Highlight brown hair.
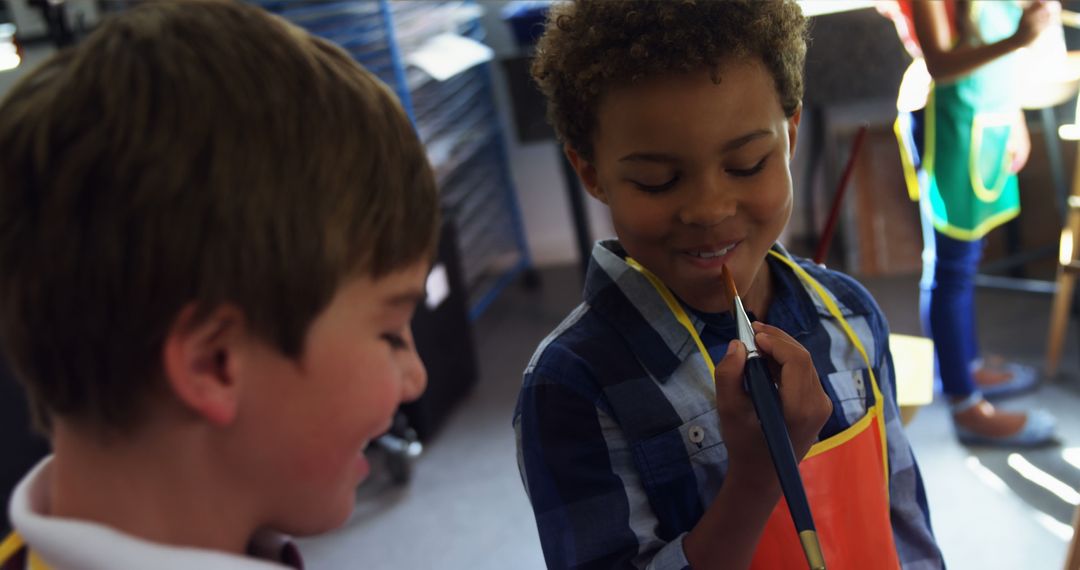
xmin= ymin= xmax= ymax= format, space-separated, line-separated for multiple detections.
xmin=0 ymin=0 xmax=438 ymax=432
xmin=531 ymin=0 xmax=808 ymax=161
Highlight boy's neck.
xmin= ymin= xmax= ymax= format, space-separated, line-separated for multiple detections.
xmin=48 ymin=417 xmax=260 ymax=555
xmin=684 ymin=260 xmax=774 ymax=320
xmin=742 ymin=260 xmax=774 ymax=322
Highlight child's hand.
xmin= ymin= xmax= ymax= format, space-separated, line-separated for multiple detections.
xmin=713 ymin=323 xmax=832 ymax=486
xmin=1013 ymin=1 xmax=1053 ymax=47
xmin=1007 ymin=111 xmax=1032 ymax=173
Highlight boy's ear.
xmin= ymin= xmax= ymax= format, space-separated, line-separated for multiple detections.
xmin=564 ymin=144 xmax=607 ymax=204
xmin=787 ymin=103 xmax=802 ymax=159
xmin=162 ymin=303 xmax=246 ymax=427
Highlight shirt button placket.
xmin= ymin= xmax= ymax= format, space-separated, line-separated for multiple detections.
xmin=688 ymin=425 xmax=705 ymax=448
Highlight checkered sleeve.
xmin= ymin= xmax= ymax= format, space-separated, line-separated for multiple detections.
xmin=515 ymin=363 xmax=691 ymax=570
xmin=872 ymin=313 xmax=946 ymax=569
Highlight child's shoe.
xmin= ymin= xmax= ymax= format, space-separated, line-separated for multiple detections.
xmin=971 ymin=357 xmax=1039 ymax=400
xmin=951 ymin=392 xmax=1057 ymax=447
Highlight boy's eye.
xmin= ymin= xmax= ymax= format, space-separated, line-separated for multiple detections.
xmin=381 ymin=332 xmax=408 ymax=350
xmin=727 ymin=156 xmax=768 ymax=178
xmin=631 ymin=176 xmax=678 ymax=194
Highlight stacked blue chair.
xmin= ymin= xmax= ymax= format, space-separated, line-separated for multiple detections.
xmin=255 ymin=0 xmax=535 ymax=321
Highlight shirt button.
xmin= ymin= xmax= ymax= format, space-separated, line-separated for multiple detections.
xmin=688 ymin=425 xmax=705 ymax=444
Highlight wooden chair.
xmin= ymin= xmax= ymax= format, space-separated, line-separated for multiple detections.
xmin=889 ymin=333 xmax=935 ymax=425
xmin=1045 ymin=189 xmax=1080 ymax=377
xmin=1066 ymin=504 xmax=1080 ymax=570
xmin=1046 ymin=49 xmax=1080 ymax=376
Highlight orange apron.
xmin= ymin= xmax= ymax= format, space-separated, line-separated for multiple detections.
xmin=630 ymin=251 xmax=900 ymax=570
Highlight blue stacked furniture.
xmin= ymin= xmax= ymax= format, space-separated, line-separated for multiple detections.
xmin=255 ymin=0 xmax=534 ymax=321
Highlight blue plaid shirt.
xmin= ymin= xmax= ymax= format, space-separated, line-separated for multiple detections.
xmin=514 ymin=241 xmax=944 ymax=569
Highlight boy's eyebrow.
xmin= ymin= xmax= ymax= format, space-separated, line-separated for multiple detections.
xmin=720 ymin=129 xmax=774 ymax=151
xmin=384 ymin=289 xmax=426 ymax=308
xmin=618 ymin=152 xmax=680 ymax=164
xmin=617 ymin=129 xmax=775 ymax=163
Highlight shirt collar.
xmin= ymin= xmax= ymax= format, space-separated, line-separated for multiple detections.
xmin=582 ymin=240 xmax=824 ymax=383
xmin=584 ymin=241 xmax=692 ymax=384
xmin=9 ymin=456 xmax=302 ymax=570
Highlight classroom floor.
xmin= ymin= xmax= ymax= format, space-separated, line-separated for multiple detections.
xmin=299 ymin=265 xmax=1080 ymax=570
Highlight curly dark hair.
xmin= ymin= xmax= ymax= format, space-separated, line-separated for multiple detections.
xmin=532 ymin=0 xmax=808 ymax=161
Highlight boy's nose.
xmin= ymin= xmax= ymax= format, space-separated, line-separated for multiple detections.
xmin=678 ymin=177 xmax=736 ymax=227
xmin=401 ymin=342 xmax=428 ymax=403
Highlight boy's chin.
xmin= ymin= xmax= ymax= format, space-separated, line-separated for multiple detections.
xmin=274 ymin=495 xmax=358 ymax=537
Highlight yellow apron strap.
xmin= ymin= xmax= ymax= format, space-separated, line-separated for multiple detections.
xmin=766 ymin=253 xmax=877 ymax=383
xmin=0 ymin=532 xmax=24 ymax=563
xmin=924 ymin=85 xmax=936 ymax=179
xmin=626 ymin=252 xmax=890 ymax=485
xmin=625 ymin=257 xmax=716 ymax=378
xmin=1 ymin=532 xmax=51 ymax=570
xmin=28 ymin=551 xmax=49 ymax=570
xmin=894 ymin=115 xmax=923 ymax=202
xmin=766 ymin=251 xmax=889 ymax=487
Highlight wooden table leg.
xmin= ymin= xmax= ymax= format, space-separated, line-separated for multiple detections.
xmin=1065 ymin=504 xmax=1080 ymax=570
xmin=1047 ymin=270 xmax=1077 ymax=377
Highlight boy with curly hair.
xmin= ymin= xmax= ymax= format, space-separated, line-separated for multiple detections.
xmin=0 ymin=1 xmax=435 ymax=567
xmin=514 ymin=1 xmax=944 ymax=568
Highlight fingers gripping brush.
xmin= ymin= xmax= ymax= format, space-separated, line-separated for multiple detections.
xmin=721 ymin=265 xmax=825 ymax=570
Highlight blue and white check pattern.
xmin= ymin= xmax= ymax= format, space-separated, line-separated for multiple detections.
xmin=514 ymin=240 xmax=944 ymax=569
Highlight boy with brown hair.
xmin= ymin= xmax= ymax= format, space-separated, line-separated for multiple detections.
xmin=514 ymin=1 xmax=944 ymax=568
xmin=0 ymin=0 xmax=436 ymax=567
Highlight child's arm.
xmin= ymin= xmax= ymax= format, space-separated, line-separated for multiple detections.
xmin=874 ymin=330 xmax=946 ymax=566
xmin=515 ymin=365 xmax=693 ymax=568
xmin=683 ymin=326 xmax=832 ymax=570
xmin=912 ymin=0 xmax=1051 ymax=82
xmin=816 ymin=266 xmax=945 ymax=566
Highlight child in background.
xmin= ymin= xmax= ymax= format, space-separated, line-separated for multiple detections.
xmin=0 ymin=0 xmax=436 ymax=567
xmin=890 ymin=0 xmax=1057 ymax=446
xmin=514 ymin=1 xmax=944 ymax=568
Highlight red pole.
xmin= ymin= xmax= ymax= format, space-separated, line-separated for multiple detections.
xmin=814 ymin=124 xmax=869 ymax=265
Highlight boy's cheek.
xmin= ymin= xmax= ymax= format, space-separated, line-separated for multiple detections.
xmin=266 ymin=427 xmax=355 ymax=486
xmin=401 ymin=355 xmax=429 ymax=402
xmin=747 ymin=177 xmax=793 ymax=223
xmin=610 ymin=208 xmax=670 ymax=240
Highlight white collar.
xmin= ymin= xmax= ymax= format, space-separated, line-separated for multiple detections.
xmin=9 ymin=456 xmax=301 ymax=570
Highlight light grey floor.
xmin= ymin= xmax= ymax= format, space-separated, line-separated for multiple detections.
xmin=300 ymin=266 xmax=1080 ymax=570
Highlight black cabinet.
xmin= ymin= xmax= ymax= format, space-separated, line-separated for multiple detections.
xmin=403 ymin=221 xmax=478 ymax=442
xmin=0 ymin=358 xmax=49 ymax=535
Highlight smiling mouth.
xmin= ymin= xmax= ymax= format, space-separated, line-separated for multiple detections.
xmin=687 ymin=242 xmax=737 ymax=259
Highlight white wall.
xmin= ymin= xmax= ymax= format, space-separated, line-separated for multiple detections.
xmin=3 ymin=0 xmax=100 ymax=40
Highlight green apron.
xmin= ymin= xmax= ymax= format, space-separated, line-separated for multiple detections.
xmin=921 ymin=1 xmax=1023 ymax=241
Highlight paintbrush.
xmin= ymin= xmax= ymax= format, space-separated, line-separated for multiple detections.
xmin=721 ymin=265 xmax=825 ymax=570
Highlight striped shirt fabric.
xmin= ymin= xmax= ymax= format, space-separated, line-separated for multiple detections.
xmin=514 ymin=240 xmax=944 ymax=569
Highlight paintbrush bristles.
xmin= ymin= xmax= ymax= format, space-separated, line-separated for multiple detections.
xmin=721 ymin=264 xmax=738 ymax=300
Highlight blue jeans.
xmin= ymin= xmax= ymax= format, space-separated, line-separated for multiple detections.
xmin=920 ymin=223 xmax=983 ymax=399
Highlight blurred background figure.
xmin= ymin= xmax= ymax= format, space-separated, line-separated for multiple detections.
xmin=885 ymin=0 xmax=1058 ymax=446
xmin=27 ymin=0 xmax=72 ymax=47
